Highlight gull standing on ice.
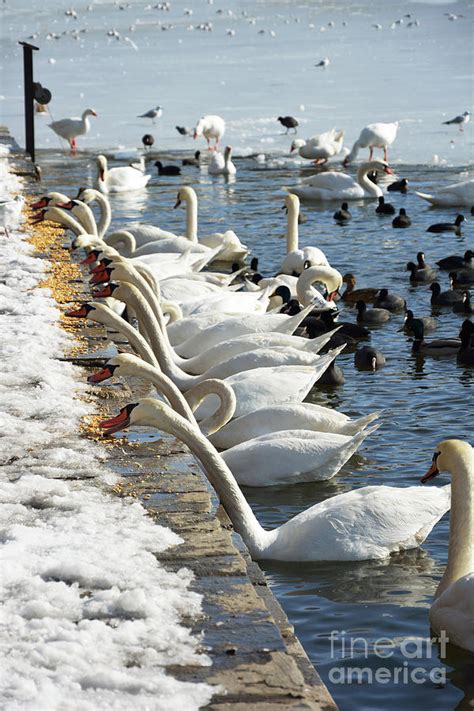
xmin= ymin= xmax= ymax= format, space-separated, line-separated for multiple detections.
xmin=315 ymin=57 xmax=330 ymax=68
xmin=442 ymin=111 xmax=471 ymax=131
xmin=137 ymin=106 xmax=163 ymax=123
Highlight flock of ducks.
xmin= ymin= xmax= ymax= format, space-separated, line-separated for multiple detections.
xmin=31 ymin=161 xmax=474 ymax=651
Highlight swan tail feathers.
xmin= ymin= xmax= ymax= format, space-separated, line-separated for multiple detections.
xmin=303 ymin=327 xmax=341 ymax=353
xmin=343 ymin=412 xmax=382 ymax=435
xmin=277 ymin=303 xmax=315 ymax=335
xmin=415 ymin=191 xmax=435 ymax=204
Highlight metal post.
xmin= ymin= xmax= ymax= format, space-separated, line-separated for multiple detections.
xmin=19 ymin=42 xmax=39 ymax=162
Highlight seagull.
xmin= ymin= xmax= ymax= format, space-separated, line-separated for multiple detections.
xmin=137 ymin=106 xmax=163 ymax=122
xmin=442 ymin=111 xmax=471 ymax=131
xmin=315 ymin=57 xmax=330 ymax=68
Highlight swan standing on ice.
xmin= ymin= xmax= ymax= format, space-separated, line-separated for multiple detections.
xmin=48 ymin=108 xmax=97 ymax=152
xmin=288 ymin=160 xmax=393 ymax=201
xmin=421 ymin=439 xmax=474 ymax=652
xmin=343 ymin=122 xmax=398 ymax=166
xmin=290 ymin=128 xmax=344 ymax=164
xmin=96 ymin=154 xmax=152 ymax=193
xmin=100 ymin=399 xmax=450 ymax=561
xmin=194 ymin=114 xmax=225 ymax=150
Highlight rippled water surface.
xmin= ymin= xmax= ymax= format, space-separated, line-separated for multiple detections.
xmin=36 ymin=149 xmax=474 ymax=710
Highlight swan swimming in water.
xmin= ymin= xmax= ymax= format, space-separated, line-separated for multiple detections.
xmin=96 ymin=154 xmax=152 ymax=194
xmin=100 ymin=399 xmax=450 ymax=561
xmin=421 ymin=439 xmax=474 ymax=652
xmin=287 ymin=161 xmax=394 ymax=201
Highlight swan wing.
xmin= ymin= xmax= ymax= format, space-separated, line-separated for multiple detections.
xmin=267 ymin=484 xmax=450 ymax=561
xmin=301 ymin=171 xmax=355 ymax=189
xmin=221 ymin=428 xmax=372 ymax=486
xmin=429 ymin=573 xmax=474 ymax=652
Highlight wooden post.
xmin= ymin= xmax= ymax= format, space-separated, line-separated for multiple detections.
xmin=19 ymin=42 xmax=39 ymax=162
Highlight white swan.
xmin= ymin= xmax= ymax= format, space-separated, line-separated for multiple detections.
xmin=78 ymin=186 xmax=248 ymax=262
xmin=220 ymin=426 xmax=378 ymax=486
xmin=96 ymin=154 xmax=151 ymax=194
xmin=290 ymin=128 xmax=344 ymax=164
xmin=208 ymin=146 xmax=237 ymax=175
xmin=31 ymin=205 xmax=89 ymax=236
xmin=422 ymin=439 xmax=474 ymax=652
xmin=89 ymin=353 xmax=236 ymax=436
xmin=69 ymin=297 xmax=340 ymax=421
xmin=100 ymin=399 xmax=450 ymax=561
xmin=343 ymin=122 xmax=399 ymax=165
xmin=169 ymin=305 xmax=314 ymax=354
xmin=416 ymin=179 xmax=474 ymax=207
xmin=91 ymin=355 xmax=373 ymax=487
xmin=296 ymin=265 xmax=343 ymax=310
xmin=93 ymin=259 xmax=314 ymax=351
xmin=288 ymin=161 xmax=393 ymax=202
xmin=209 ymin=403 xmax=380 ymax=449
xmin=90 ymin=260 xmax=333 ymax=373
xmin=194 ymin=114 xmax=225 ymax=150
xmin=278 ymin=194 xmax=329 ymax=275
xmin=93 ymin=280 xmax=343 ymax=388
xmin=48 ymin=108 xmax=97 ymax=151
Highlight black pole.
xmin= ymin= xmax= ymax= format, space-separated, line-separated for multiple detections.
xmin=19 ymin=42 xmax=39 ymax=162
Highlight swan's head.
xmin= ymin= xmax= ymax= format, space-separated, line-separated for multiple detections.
xmin=284 ymin=193 xmax=300 ymax=212
xmin=92 ymin=281 xmax=119 ymax=299
xmin=174 ymin=186 xmax=196 ymax=209
xmin=88 ymin=353 xmax=140 ymax=384
xmin=76 ymin=187 xmax=97 ymax=204
xmin=100 ymin=398 xmax=176 ymax=436
xmin=31 ymin=192 xmax=69 ymax=210
xmin=421 ymin=440 xmax=473 ymax=482
xmin=83 ymin=108 xmax=97 ymax=118
xmin=30 ymin=205 xmax=72 ymax=225
xmin=96 ymin=155 xmax=107 ymax=181
xmin=90 ymin=266 xmax=112 ymax=285
xmin=365 ymin=160 xmax=394 ymax=176
xmin=290 ymin=139 xmax=305 ymax=153
xmin=65 ymin=302 xmax=95 ymax=319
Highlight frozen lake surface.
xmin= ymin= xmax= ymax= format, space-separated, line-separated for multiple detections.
xmin=1 ymin=0 xmax=473 ymax=166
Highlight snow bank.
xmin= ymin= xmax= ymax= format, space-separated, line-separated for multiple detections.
xmin=0 ymin=154 xmax=215 ymax=710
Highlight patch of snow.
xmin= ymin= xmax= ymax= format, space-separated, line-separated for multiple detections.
xmin=0 ymin=154 xmax=215 ymax=710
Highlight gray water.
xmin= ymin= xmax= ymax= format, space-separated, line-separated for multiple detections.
xmin=36 ymin=149 xmax=473 ymax=711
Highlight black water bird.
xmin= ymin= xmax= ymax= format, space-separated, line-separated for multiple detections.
xmin=375 ymin=196 xmax=396 ymax=215
xmin=277 ymin=115 xmax=298 ymax=134
xmin=154 ymin=160 xmax=181 ymax=176
xmin=392 ymin=208 xmax=411 ymax=228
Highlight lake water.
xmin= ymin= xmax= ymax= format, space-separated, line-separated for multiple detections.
xmin=2 ymin=0 xmax=474 ymax=709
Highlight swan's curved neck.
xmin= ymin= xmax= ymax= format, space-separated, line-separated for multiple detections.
xmin=53 ymin=209 xmax=87 ymax=236
xmin=73 ymin=203 xmax=98 ymax=237
xmin=105 ymin=230 xmax=136 ymax=256
xmin=296 ymin=266 xmax=336 ymax=307
xmin=185 ymin=379 xmax=236 ymax=435
xmin=287 ymin=201 xmax=299 ymax=253
xmin=346 ymin=140 xmax=361 ymax=163
xmin=357 ymin=164 xmax=382 ymax=197
xmin=182 ymin=190 xmax=198 ymax=243
xmin=126 ymin=359 xmax=197 ymax=424
xmin=437 ymin=453 xmax=474 ymax=598
xmin=146 ymin=407 xmax=269 ymax=555
xmin=91 ymin=191 xmax=112 ymax=237
xmin=89 ymin=303 xmax=158 ymax=366
xmin=112 ymin=282 xmax=194 ymax=389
